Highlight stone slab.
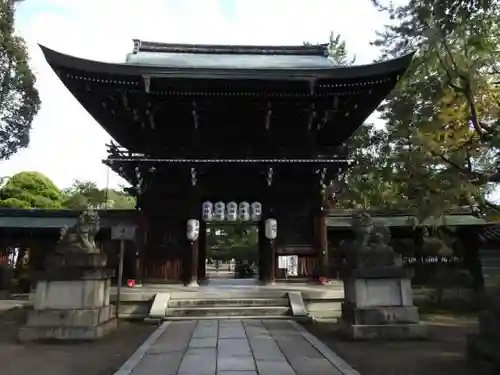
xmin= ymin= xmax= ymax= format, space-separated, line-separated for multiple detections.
xmin=255 ymin=360 xmax=296 ymax=375
xmin=131 ymin=352 xmax=184 ymax=375
xmin=34 ymin=279 xmax=110 ymax=310
xmin=344 ymin=278 xmax=414 ymax=308
xmin=112 ymin=319 xmax=361 ymax=375
xmin=26 ymin=305 xmax=114 ymax=327
xmin=288 ymin=291 xmax=308 ymax=317
xmin=218 ymin=325 xmax=246 ymax=338
xmin=115 ymin=322 xmax=171 ymax=375
xmin=189 ymin=337 xmax=217 ymax=348
xmin=218 ymin=338 xmax=252 ymax=357
xmin=247 ymin=337 xmax=284 ymax=360
xmin=340 ymin=321 xmax=428 ymax=340
xmin=149 ymin=292 xmax=170 ymax=319
xmin=149 ymin=320 xmax=196 ymax=354
xmin=178 ymin=348 xmax=217 ymax=374
xmin=341 ymin=305 xmax=420 ymax=325
xmin=217 ymin=356 xmax=255 ymax=371
xmin=18 ymin=316 xmax=117 ymax=342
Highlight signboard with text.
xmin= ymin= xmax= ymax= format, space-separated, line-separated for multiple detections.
xmin=111 ymin=225 xmax=136 ymax=241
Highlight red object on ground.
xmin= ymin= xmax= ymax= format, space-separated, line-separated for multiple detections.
xmin=318 ymin=277 xmax=329 ymax=285
xmin=127 ymin=279 xmax=136 ymax=288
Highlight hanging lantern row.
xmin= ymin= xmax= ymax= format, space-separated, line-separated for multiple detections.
xmin=202 ymin=201 xmax=262 ymax=222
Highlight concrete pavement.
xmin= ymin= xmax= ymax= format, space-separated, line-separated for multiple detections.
xmin=114 ymin=319 xmax=359 ymax=375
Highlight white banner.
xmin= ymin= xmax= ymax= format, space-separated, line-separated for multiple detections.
xmin=278 ymin=256 xmax=288 ymax=269
xmin=277 ymin=255 xmax=298 ymax=276
xmin=286 ymin=255 xmax=298 ymax=276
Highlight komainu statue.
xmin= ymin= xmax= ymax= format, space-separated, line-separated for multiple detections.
xmin=56 ymin=209 xmax=101 ymax=254
xmin=349 ymin=210 xmax=397 ymax=268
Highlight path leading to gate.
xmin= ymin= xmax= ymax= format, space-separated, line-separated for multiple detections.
xmin=114 ymin=319 xmax=359 ymax=375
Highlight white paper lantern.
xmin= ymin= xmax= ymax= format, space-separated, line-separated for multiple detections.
xmin=238 ymin=201 xmax=250 ymax=221
xmin=250 ymin=202 xmax=262 ymax=222
xmin=201 ymin=201 xmax=213 ymax=222
xmin=214 ymin=201 xmax=225 ymax=221
xmin=226 ymin=201 xmax=237 ymax=222
xmin=186 ymin=219 xmax=200 ymax=241
xmin=264 ymin=218 xmax=278 ymax=240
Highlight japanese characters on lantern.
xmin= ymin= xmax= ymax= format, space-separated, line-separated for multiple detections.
xmin=186 ymin=219 xmax=200 ymax=241
xmin=238 ymin=201 xmax=250 ymax=221
xmin=226 ymin=201 xmax=238 ymax=222
xmin=201 ymin=201 xmax=213 ymax=222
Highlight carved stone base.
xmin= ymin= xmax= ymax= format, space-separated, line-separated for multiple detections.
xmin=342 ymin=304 xmax=420 ymax=325
xmin=19 ymin=306 xmax=117 ymax=342
xmin=340 ymin=320 xmax=427 ymax=340
xmin=19 ymin=277 xmax=116 ymax=341
xmin=341 ymin=271 xmax=427 ymax=340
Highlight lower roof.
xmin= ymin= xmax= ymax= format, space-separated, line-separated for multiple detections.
xmin=0 ymin=208 xmax=488 ymax=229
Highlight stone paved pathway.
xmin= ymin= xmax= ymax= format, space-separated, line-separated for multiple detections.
xmin=115 ymin=319 xmax=358 ymax=375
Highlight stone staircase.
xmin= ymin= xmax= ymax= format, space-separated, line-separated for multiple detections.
xmin=146 ymin=290 xmax=311 ymax=322
xmin=166 ymin=296 xmax=291 ymax=320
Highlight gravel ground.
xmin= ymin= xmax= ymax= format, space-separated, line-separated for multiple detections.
xmin=303 ymin=315 xmax=487 ymax=375
xmin=0 ymin=307 xmax=156 ymax=375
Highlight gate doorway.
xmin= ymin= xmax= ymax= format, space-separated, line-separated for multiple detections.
xmin=204 ymin=222 xmax=259 ymax=282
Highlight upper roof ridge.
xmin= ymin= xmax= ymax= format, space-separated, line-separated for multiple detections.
xmin=131 ymin=39 xmax=330 ymax=57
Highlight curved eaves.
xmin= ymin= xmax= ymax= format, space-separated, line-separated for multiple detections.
xmin=39 ymin=44 xmax=414 ymax=80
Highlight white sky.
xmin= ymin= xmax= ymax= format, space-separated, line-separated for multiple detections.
xmin=1 ymin=0 xmax=395 ymax=189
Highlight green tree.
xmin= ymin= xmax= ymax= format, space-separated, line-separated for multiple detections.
xmin=370 ymin=0 xmax=499 ymax=298
xmin=206 ymin=223 xmax=258 ymax=261
xmin=0 ymin=0 xmax=41 ymax=160
xmin=62 ymin=180 xmax=136 ymax=209
xmin=370 ymin=0 xmax=500 ymax=220
xmin=307 ymin=32 xmax=405 ymax=209
xmin=0 ymin=171 xmax=63 ymax=208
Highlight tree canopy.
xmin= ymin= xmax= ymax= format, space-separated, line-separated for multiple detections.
xmin=62 ymin=180 xmax=136 ymax=210
xmin=0 ymin=171 xmax=63 ymax=208
xmin=319 ymin=2 xmax=500 ymax=224
xmin=361 ymin=0 xmax=500 ymax=221
xmin=0 ymin=0 xmax=40 ymax=160
xmin=206 ymin=223 xmax=258 ymax=261
xmin=0 ymin=172 xmax=135 ymax=209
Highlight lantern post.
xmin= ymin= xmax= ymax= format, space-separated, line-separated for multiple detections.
xmin=186 ymin=218 xmax=200 ymax=287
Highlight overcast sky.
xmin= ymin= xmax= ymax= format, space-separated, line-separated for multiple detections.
xmin=1 ymin=0 xmax=396 ymax=189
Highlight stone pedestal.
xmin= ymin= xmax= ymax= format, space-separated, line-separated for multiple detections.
xmin=466 ymin=300 xmax=500 ymax=371
xmin=340 ymin=267 xmax=427 ymax=340
xmin=18 ymin=253 xmax=117 ymax=342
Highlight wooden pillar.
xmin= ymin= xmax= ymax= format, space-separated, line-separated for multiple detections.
xmin=261 ymin=229 xmax=276 ymax=285
xmin=188 ymin=236 xmax=199 ymax=286
xmin=258 ymin=218 xmax=267 ymax=283
xmin=198 ymin=220 xmax=207 ymax=282
xmin=185 ymin=196 xmax=201 ymax=287
xmin=135 ymin=204 xmax=148 ymax=285
xmin=260 ymin=207 xmax=276 ymax=285
xmin=316 ymin=194 xmax=329 ymax=284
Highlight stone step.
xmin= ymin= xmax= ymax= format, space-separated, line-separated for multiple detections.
xmin=164 ymin=315 xmax=312 ymax=322
xmin=169 ymin=291 xmax=289 ymax=299
xmin=167 ymin=306 xmax=291 ymax=318
xmin=168 ymin=298 xmax=288 ymax=308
